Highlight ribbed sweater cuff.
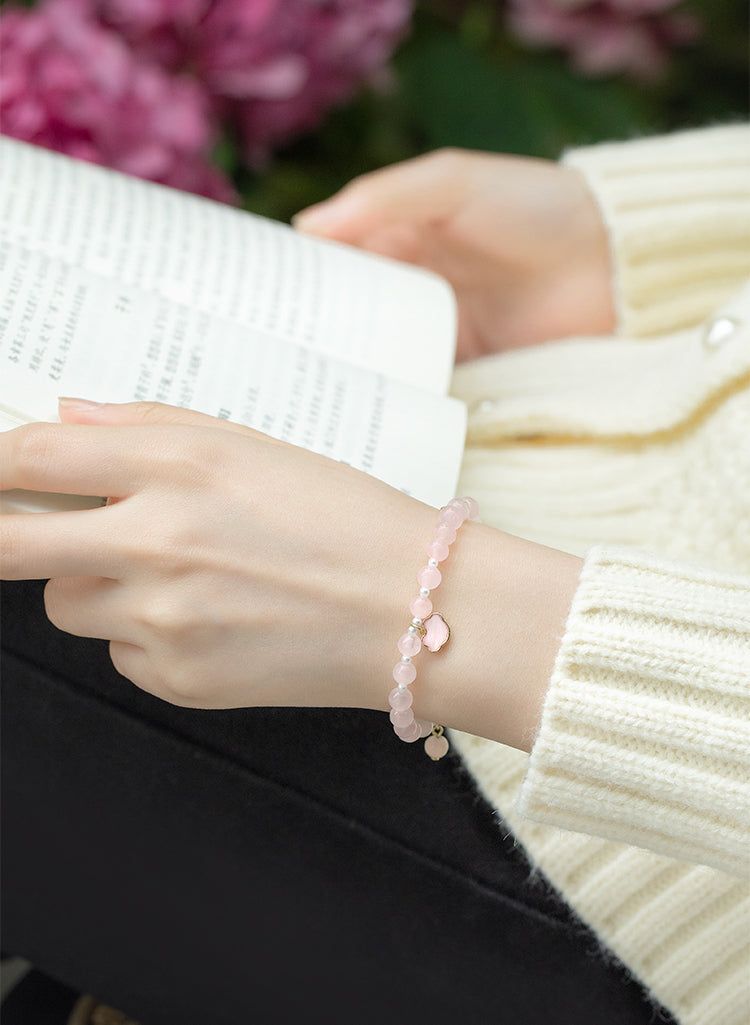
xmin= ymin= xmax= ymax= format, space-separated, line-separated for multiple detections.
xmin=563 ymin=124 xmax=750 ymax=337
xmin=517 ymin=545 xmax=750 ymax=878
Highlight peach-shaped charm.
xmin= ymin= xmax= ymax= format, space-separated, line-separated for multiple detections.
xmin=423 ymin=612 xmax=450 ymax=653
xmin=425 ymin=734 xmax=450 ymax=760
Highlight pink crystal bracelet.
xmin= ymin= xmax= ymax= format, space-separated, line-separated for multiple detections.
xmin=389 ymin=497 xmax=480 ymax=761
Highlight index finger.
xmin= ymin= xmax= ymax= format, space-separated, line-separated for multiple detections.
xmin=1 ymin=421 xmax=159 ymax=498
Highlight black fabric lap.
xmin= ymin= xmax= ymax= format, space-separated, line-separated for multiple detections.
xmin=1 ymin=579 xmax=674 ymax=1025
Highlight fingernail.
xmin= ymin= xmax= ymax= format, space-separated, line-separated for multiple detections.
xmin=58 ymin=397 xmax=104 ymax=410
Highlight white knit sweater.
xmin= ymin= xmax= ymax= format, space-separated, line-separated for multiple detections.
xmin=448 ymin=124 xmax=750 ymax=1025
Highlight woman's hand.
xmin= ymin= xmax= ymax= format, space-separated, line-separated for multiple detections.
xmin=0 ymin=399 xmax=434 ymax=712
xmin=0 ymin=399 xmax=582 ymax=751
xmin=295 ymin=149 xmax=616 ymax=359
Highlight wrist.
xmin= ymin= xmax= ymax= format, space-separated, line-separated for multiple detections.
xmin=556 ymin=165 xmax=617 ymax=337
xmin=345 ymin=492 xmax=439 ymax=711
xmin=399 ymin=524 xmax=583 ymax=753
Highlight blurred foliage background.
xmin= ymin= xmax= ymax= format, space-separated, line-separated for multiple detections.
xmin=1 ymin=0 xmax=747 ymax=221
xmin=242 ymin=0 xmax=748 ymax=219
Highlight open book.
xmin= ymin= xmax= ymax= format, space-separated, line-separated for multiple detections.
xmin=0 ymin=137 xmax=466 ymax=514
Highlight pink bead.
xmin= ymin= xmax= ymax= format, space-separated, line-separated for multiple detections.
xmin=397 ymin=631 xmax=421 ymax=658
xmin=438 ymin=506 xmax=463 ymax=530
xmin=426 ymin=539 xmax=450 ymax=562
xmin=409 ymin=594 xmax=433 ymax=619
xmin=417 ymin=564 xmax=441 ymax=589
xmin=389 ymin=686 xmax=413 ymax=710
xmin=395 ymin=720 xmax=421 ymax=743
xmin=434 ymin=523 xmax=457 ymax=545
xmin=390 ymin=707 xmax=414 ymax=728
xmin=417 ymin=719 xmax=433 ymax=738
xmin=392 ymin=661 xmax=416 ymax=686
xmin=446 ymin=499 xmax=469 ymax=523
xmin=463 ymin=497 xmax=480 ymax=521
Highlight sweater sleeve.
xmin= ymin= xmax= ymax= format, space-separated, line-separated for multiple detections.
xmin=563 ymin=124 xmax=750 ymax=338
xmin=517 ymin=544 xmax=750 ymax=878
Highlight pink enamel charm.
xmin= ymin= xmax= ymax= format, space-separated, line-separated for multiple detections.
xmin=422 ymin=613 xmax=450 ymax=653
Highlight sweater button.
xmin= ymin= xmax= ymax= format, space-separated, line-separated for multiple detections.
xmin=703 ymin=315 xmax=740 ymax=348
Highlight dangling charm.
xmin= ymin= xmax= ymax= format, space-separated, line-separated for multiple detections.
xmin=422 ymin=613 xmax=450 ymax=653
xmin=424 ymin=723 xmax=450 ymax=761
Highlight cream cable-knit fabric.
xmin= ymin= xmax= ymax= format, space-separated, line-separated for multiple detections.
xmin=562 ymin=123 xmax=750 ymax=337
xmin=448 ymin=124 xmax=750 ymax=1025
xmin=519 ymin=545 xmax=750 ymax=876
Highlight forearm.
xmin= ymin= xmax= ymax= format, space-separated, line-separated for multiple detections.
xmin=405 ymin=520 xmax=750 ymax=875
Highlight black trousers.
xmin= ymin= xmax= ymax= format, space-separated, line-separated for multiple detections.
xmin=1 ymin=580 xmax=673 ymax=1025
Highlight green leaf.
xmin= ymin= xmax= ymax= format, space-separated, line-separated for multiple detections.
xmin=397 ymin=27 xmax=655 ymax=157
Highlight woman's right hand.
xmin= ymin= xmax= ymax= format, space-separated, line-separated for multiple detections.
xmin=295 ymin=149 xmax=616 ymax=360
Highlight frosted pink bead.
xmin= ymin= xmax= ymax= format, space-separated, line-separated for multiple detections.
xmin=395 ymin=720 xmax=421 ymax=743
xmin=426 ymin=539 xmax=450 ymax=562
xmin=392 ymin=661 xmax=416 ymax=686
xmin=417 ymin=564 xmax=441 ymax=589
xmin=438 ymin=506 xmax=463 ymax=530
xmin=446 ymin=499 xmax=469 ymax=523
xmin=389 ymin=686 xmax=413 ymax=710
xmin=409 ymin=594 xmax=433 ymax=619
xmin=434 ymin=523 xmax=457 ymax=545
xmin=463 ymin=497 xmax=480 ymax=520
xmin=398 ymin=631 xmax=421 ymax=657
xmin=390 ymin=707 xmax=414 ymax=728
xmin=417 ymin=719 xmax=433 ymax=738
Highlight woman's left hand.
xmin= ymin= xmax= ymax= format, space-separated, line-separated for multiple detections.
xmin=0 ymin=400 xmax=434 ymax=712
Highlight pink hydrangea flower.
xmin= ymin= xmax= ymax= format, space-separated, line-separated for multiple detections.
xmin=507 ymin=0 xmax=700 ymax=80
xmin=88 ymin=0 xmax=413 ymax=163
xmin=0 ymin=0 xmax=236 ymax=201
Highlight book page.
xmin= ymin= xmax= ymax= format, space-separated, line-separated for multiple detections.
xmin=0 ymin=244 xmax=465 ymax=511
xmin=0 ymin=137 xmax=457 ymax=396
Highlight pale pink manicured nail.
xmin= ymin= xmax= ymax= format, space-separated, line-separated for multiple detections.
xmin=58 ymin=397 xmax=104 ymax=411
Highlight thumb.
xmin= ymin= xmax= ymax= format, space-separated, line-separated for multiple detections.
xmin=58 ymin=398 xmax=250 ymax=434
